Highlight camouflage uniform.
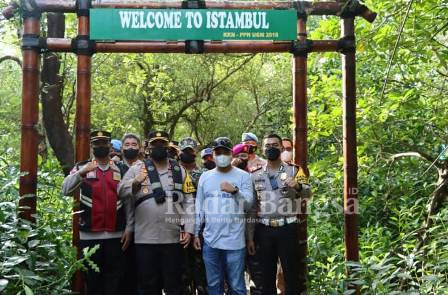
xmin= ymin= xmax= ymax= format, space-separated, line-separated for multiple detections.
xmin=182 ymin=166 xmax=208 ymax=295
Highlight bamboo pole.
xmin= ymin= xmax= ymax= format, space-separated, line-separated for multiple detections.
xmin=45 ymin=39 xmax=340 ymax=53
xmin=95 ymin=40 xmax=340 ymax=53
xmin=29 ymin=0 xmax=376 ymax=23
xmin=71 ymin=8 xmax=92 ymax=294
xmin=19 ymin=15 xmax=40 ymax=222
xmin=341 ymin=17 xmax=359 ymax=293
xmin=293 ymin=17 xmax=308 ymax=293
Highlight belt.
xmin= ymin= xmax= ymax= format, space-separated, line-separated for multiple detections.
xmin=259 ymin=216 xmax=297 ymax=227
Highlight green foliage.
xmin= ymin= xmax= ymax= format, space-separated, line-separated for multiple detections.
xmin=1 ymin=0 xmax=448 ymax=292
xmin=0 ymin=155 xmax=98 ymax=294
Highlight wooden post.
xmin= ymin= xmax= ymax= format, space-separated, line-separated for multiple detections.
xmin=341 ymin=17 xmax=360 ymax=292
xmin=293 ymin=17 xmax=309 ymax=293
xmin=19 ymin=12 xmax=41 ymax=222
xmin=72 ymin=0 xmax=92 ymax=292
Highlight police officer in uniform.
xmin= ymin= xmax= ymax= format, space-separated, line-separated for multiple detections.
xmin=118 ymin=131 xmax=196 ymax=295
xmin=178 ymin=137 xmax=208 ymax=295
xmin=62 ymin=131 xmax=129 ymax=295
xmin=247 ymin=133 xmax=311 ymax=295
xmin=179 ymin=137 xmax=207 ymax=187
xmin=241 ymin=132 xmax=267 ymax=172
xmin=200 ymin=148 xmax=216 ymax=170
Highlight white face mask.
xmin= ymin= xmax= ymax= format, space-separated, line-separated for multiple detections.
xmin=281 ymin=151 xmax=293 ymax=163
xmin=215 ymin=155 xmax=232 ymax=168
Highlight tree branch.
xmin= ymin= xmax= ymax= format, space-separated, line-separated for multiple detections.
xmin=0 ymin=55 xmax=21 ymax=67
xmin=391 ymin=151 xmax=435 ymax=163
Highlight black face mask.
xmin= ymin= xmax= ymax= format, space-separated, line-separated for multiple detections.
xmin=203 ymin=160 xmax=216 ymax=170
xmin=123 ymin=148 xmax=139 ymax=160
xmin=150 ymin=147 xmax=168 ymax=161
xmin=93 ymin=146 xmax=110 ymax=158
xmin=180 ymin=152 xmax=196 ymax=164
xmin=265 ymin=147 xmax=281 ymax=161
xmin=237 ymin=159 xmax=248 ymax=170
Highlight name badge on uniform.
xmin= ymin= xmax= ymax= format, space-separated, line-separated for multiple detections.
xmin=86 ymin=171 xmax=96 ymax=179
xmin=113 ymin=172 xmax=121 ymax=181
xmin=254 ymin=179 xmax=266 ymax=191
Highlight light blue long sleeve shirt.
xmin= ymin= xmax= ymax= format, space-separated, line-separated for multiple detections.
xmin=194 ymin=167 xmax=253 ymax=250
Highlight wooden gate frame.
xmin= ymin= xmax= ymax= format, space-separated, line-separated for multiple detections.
xmin=6 ymin=0 xmax=376 ymax=293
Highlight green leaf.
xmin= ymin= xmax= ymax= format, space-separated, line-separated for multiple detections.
xmin=24 ymin=285 xmax=33 ymax=295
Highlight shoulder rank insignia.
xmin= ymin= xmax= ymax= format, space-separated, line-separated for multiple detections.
xmin=249 ymin=166 xmax=262 ymax=173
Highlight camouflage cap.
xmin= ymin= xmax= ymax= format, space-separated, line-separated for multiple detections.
xmin=179 ymin=137 xmax=198 ymax=151
xmin=200 ymin=148 xmax=213 ymax=158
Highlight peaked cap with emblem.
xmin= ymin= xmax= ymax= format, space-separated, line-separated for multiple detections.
xmin=147 ymin=131 xmax=170 ymax=143
xmin=90 ymin=130 xmax=111 ymax=142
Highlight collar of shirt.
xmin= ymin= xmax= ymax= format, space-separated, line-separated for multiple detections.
xmin=123 ymin=158 xmax=143 ymax=167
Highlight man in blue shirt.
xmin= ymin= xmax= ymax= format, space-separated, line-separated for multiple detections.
xmin=193 ymin=137 xmax=253 ymax=295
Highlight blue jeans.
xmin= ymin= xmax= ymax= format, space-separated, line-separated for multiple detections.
xmin=202 ymin=242 xmax=246 ymax=295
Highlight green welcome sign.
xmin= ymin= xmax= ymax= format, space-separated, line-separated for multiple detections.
xmin=90 ymin=9 xmax=297 ymax=41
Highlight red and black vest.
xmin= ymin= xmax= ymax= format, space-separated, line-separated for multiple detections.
xmin=76 ymin=160 xmax=127 ymax=232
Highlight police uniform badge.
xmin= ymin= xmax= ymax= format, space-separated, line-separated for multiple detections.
xmin=254 ymin=178 xmax=266 ymax=191
xmin=86 ymin=160 xmax=97 ymax=179
xmin=280 ymin=172 xmax=288 ymax=181
xmin=113 ymin=172 xmax=121 ymax=181
xmin=86 ymin=170 xmax=96 ymax=179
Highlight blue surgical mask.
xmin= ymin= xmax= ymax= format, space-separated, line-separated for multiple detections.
xmin=215 ymin=155 xmax=232 ymax=167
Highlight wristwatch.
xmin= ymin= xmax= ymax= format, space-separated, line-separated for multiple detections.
xmin=231 ymin=185 xmax=239 ymax=194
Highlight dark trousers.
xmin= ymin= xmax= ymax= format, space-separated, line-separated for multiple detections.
xmin=120 ymin=243 xmax=138 ymax=295
xmin=80 ymin=238 xmax=125 ymax=295
xmin=246 ymin=243 xmax=263 ymax=295
xmin=136 ymin=243 xmax=184 ymax=295
xmin=256 ymin=223 xmax=300 ymax=295
xmin=182 ymin=243 xmax=208 ymax=295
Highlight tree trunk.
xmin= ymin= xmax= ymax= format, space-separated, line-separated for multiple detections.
xmin=41 ymin=13 xmax=74 ymax=175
